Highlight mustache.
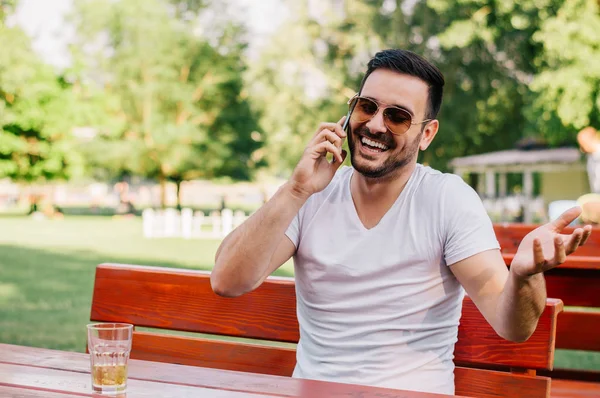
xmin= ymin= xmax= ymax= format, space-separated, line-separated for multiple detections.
xmin=352 ymin=125 xmax=395 ymax=147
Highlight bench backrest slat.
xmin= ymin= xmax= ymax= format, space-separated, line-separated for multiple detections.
xmin=494 ymin=224 xmax=600 ymax=256
xmin=545 ymin=270 xmax=600 ymax=308
xmin=503 ymin=253 xmax=600 ymax=271
xmin=91 ymin=264 xmax=299 ymax=342
xmin=131 ymin=331 xmax=297 ymax=376
xmin=91 ymin=263 xmax=562 ymax=371
xmin=556 ymin=311 xmax=600 ymax=352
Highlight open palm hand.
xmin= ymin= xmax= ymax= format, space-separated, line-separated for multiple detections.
xmin=511 ymin=207 xmax=592 ymax=277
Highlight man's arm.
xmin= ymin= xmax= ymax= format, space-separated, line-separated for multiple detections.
xmin=211 ymin=118 xmax=347 ymax=297
xmin=450 ymin=249 xmax=545 ymax=342
xmin=211 ymin=183 xmax=303 ymax=297
xmin=450 ymin=207 xmax=591 ymax=342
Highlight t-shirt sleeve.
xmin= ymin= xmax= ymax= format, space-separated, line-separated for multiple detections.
xmin=443 ymin=175 xmax=500 ymax=266
xmin=285 ymin=211 xmax=300 ymax=248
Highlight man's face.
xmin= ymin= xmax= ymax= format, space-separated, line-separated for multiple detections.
xmin=348 ymin=69 xmax=434 ymax=179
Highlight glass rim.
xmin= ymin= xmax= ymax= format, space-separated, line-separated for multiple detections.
xmin=86 ymin=322 xmax=133 ymax=330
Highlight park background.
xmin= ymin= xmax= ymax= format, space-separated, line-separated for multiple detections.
xmin=1 ymin=0 xmax=599 ymax=373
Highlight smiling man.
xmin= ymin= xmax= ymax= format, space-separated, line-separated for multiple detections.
xmin=211 ymin=49 xmax=591 ymax=395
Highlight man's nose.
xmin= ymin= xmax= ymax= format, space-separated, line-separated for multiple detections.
xmin=365 ymin=109 xmax=388 ymax=135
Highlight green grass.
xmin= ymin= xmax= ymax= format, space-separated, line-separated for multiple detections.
xmin=0 ymin=215 xmax=292 ymax=353
xmin=0 ymin=215 xmax=598 ymax=372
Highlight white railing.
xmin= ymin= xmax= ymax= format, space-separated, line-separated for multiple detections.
xmin=142 ymin=208 xmax=248 ymax=239
xmin=481 ymin=196 xmax=547 ymax=223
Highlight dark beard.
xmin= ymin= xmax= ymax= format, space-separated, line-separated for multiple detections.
xmin=348 ymin=125 xmax=422 ymax=179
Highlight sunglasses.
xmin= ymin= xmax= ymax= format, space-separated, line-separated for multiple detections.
xmin=346 ymin=95 xmax=432 ymax=135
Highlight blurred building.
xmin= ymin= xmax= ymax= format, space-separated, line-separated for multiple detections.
xmin=450 ymin=147 xmax=588 ymax=223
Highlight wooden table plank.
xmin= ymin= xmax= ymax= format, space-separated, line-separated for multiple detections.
xmin=0 ymin=344 xmax=465 ymax=397
xmin=0 ymin=384 xmax=88 ymax=398
xmin=0 ymin=363 xmax=270 ymax=398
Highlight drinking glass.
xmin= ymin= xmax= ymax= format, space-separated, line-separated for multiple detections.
xmin=87 ymin=323 xmax=133 ymax=395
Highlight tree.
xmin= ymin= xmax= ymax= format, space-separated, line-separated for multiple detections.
xmin=427 ymin=0 xmax=600 ymax=150
xmin=69 ymin=0 xmax=263 ymax=207
xmin=527 ymin=0 xmax=600 ymax=144
xmin=0 ymin=4 xmax=83 ymax=186
xmin=245 ymin=1 xmax=358 ymax=176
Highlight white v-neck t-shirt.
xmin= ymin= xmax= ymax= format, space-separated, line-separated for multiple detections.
xmin=285 ymin=164 xmax=500 ymax=395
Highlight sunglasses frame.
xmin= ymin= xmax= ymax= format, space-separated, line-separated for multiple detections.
xmin=345 ymin=94 xmax=433 ymax=135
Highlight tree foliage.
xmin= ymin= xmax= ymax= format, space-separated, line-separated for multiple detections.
xmin=0 ymin=6 xmax=83 ymax=182
xmin=69 ymin=0 xmax=263 ymax=205
xmin=528 ymin=0 xmax=600 ymax=144
xmin=3 ymin=0 xmax=600 ymax=187
xmin=252 ymin=0 xmax=599 ymax=173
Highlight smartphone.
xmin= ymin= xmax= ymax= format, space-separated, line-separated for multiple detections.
xmin=342 ymin=99 xmax=356 ymax=134
xmin=343 ymin=75 xmax=365 ymax=133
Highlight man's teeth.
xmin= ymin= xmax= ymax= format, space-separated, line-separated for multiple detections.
xmin=361 ymin=137 xmax=389 ymax=150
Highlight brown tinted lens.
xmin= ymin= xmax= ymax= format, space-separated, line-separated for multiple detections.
xmin=350 ymin=97 xmax=378 ymax=122
xmin=384 ymin=107 xmax=412 ymax=134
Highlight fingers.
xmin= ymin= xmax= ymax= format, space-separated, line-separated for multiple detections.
xmin=532 ymin=236 xmax=566 ymax=273
xmin=553 ymin=235 xmax=566 ymax=265
xmin=333 ymin=149 xmax=348 ymax=167
xmin=317 ymin=129 xmax=343 ymax=149
xmin=533 ymin=238 xmax=546 ymax=271
xmin=307 ymin=119 xmax=348 ymax=163
xmin=313 ymin=140 xmax=343 ymax=163
xmin=305 ymin=118 xmax=348 ymax=165
xmin=313 ymin=120 xmax=347 ymax=141
xmin=580 ymin=225 xmax=593 ymax=246
xmin=565 ymin=228 xmax=584 ymax=254
xmin=550 ymin=206 xmax=582 ymax=231
xmin=315 ymin=130 xmax=343 ymax=163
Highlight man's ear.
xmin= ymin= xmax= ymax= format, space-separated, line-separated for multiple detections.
xmin=419 ymin=120 xmax=439 ymax=151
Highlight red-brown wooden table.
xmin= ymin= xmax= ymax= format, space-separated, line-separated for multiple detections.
xmin=0 ymin=343 xmax=468 ymax=397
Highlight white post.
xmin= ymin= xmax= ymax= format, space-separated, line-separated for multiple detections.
xmin=498 ymin=173 xmax=508 ymax=221
xmin=142 ymin=208 xmax=154 ymax=238
xmin=523 ymin=169 xmax=534 ymax=223
xmin=211 ymin=211 xmax=221 ymax=237
xmin=221 ymin=208 xmax=233 ymax=237
xmin=164 ymin=208 xmax=178 ymax=237
xmin=476 ymin=173 xmax=485 ymax=196
xmin=499 ymin=173 xmax=507 ymax=197
xmin=485 ymin=170 xmax=496 ymax=198
xmin=192 ymin=211 xmax=205 ymax=237
xmin=181 ymin=208 xmax=193 ymax=239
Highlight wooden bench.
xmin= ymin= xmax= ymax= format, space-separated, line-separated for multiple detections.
xmin=494 ymin=223 xmax=600 ymax=397
xmin=90 ymin=263 xmax=564 ymax=398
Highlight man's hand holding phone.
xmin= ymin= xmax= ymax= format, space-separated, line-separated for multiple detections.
xmin=289 ymin=116 xmax=348 ymax=201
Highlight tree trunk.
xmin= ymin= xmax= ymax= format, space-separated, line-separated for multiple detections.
xmin=176 ymin=180 xmax=182 ymax=211
xmin=159 ymin=175 xmax=167 ymax=209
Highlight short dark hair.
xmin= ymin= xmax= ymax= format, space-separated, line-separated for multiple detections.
xmin=361 ymin=49 xmax=445 ymax=120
